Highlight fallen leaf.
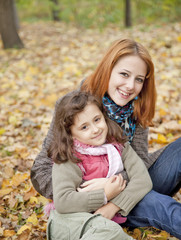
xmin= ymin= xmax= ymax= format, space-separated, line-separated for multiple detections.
xmin=3 ymin=229 xmax=16 ymax=237
xmin=157 ymin=133 xmax=168 ymax=144
xmin=11 ymin=173 xmax=29 ymax=187
xmin=29 ymin=196 xmax=38 ymax=205
xmin=17 ymin=224 xmax=32 ymax=235
xmin=0 ymin=188 xmax=13 ymax=198
xmin=24 ymin=186 xmax=37 ymax=201
xmin=26 ymin=213 xmax=38 ymax=226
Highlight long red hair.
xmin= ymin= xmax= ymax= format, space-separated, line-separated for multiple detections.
xmin=81 ymin=39 xmax=157 ymax=128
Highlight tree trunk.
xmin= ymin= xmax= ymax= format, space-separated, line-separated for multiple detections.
xmin=50 ymin=0 xmax=60 ymax=21
xmin=125 ymin=0 xmax=132 ymax=27
xmin=13 ymin=0 xmax=20 ymax=30
xmin=0 ymin=0 xmax=24 ymax=49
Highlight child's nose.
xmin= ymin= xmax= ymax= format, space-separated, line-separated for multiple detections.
xmin=92 ymin=124 xmax=99 ymax=133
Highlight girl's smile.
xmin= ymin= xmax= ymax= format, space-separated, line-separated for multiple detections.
xmin=70 ymin=103 xmax=108 ymax=146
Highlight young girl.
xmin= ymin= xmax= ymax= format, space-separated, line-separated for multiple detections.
xmin=46 ymin=90 xmax=152 ymax=240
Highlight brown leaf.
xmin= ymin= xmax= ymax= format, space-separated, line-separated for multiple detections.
xmin=3 ymin=229 xmax=16 ymax=237
xmin=24 ymin=186 xmax=37 ymax=201
xmin=0 ymin=188 xmax=13 ymax=198
xmin=11 ymin=173 xmax=29 ymax=187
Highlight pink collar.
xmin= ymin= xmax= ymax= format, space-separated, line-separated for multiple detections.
xmin=74 ymin=139 xmax=124 ymax=177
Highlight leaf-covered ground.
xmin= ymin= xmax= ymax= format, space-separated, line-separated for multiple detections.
xmin=0 ymin=21 xmax=181 ymax=240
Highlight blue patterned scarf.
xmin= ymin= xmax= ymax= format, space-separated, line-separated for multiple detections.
xmin=102 ymin=93 xmax=137 ymax=142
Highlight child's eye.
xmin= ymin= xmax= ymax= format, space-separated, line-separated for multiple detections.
xmin=120 ymin=72 xmax=129 ymax=77
xmin=81 ymin=125 xmax=87 ymax=130
xmin=136 ymin=78 xmax=144 ymax=83
xmin=95 ymin=117 xmax=101 ymax=122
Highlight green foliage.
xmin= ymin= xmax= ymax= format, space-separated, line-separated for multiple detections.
xmin=15 ymin=0 xmax=181 ymax=28
xmin=133 ymin=0 xmax=181 ymax=24
xmin=16 ymin=0 xmax=52 ymax=21
xmin=59 ymin=0 xmax=124 ymax=28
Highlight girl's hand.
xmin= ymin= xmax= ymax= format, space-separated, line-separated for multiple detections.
xmin=104 ymin=174 xmax=126 ymax=200
xmin=77 ymin=178 xmax=109 ymax=192
xmin=94 ymin=202 xmax=120 ymax=220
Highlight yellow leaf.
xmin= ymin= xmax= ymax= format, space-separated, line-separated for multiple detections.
xmin=26 ymin=213 xmax=38 ymax=226
xmin=172 ymin=57 xmax=181 ymax=63
xmin=15 ymin=147 xmax=30 ymax=159
xmin=29 ymin=196 xmax=38 ymax=204
xmin=159 ymin=108 xmax=167 ymax=117
xmin=160 ymin=230 xmax=170 ymax=238
xmin=157 ymin=134 xmax=168 ymax=144
xmin=75 ymin=70 xmax=82 ymax=77
xmin=8 ymin=116 xmax=18 ymax=126
xmin=41 ymin=93 xmax=57 ymax=107
xmin=0 ymin=188 xmax=13 ymax=198
xmin=29 ymin=66 xmax=38 ymax=75
xmin=11 ymin=173 xmax=29 ymax=187
xmin=0 ymin=128 xmax=5 ymax=135
xmin=161 ymin=52 xmax=167 ymax=57
xmin=178 ymin=120 xmax=181 ymax=124
xmin=177 ymin=35 xmax=181 ymax=42
xmin=166 ymin=133 xmax=173 ymax=138
xmin=3 ymin=229 xmax=16 ymax=237
xmin=1 ymin=179 xmax=11 ymax=188
xmin=57 ymin=71 xmax=64 ymax=78
xmin=24 ymin=74 xmax=33 ymax=82
xmin=18 ymin=90 xmax=30 ymax=99
xmin=63 ymin=56 xmax=71 ymax=62
xmin=0 ymin=96 xmax=6 ymax=103
xmin=17 ymin=224 xmax=32 ymax=235
xmin=18 ymin=59 xmax=27 ymax=68
xmin=1 ymin=80 xmax=14 ymax=89
xmin=37 ymin=195 xmax=50 ymax=205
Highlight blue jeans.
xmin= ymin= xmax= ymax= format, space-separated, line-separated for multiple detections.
xmin=124 ymin=137 xmax=181 ymax=239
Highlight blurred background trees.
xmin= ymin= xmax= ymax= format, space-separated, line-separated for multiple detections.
xmin=15 ymin=0 xmax=180 ymax=28
xmin=0 ymin=0 xmax=181 ymax=49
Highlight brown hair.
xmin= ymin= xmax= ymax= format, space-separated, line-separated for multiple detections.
xmin=49 ymin=90 xmax=126 ymax=164
xmin=81 ymin=38 xmax=157 ymax=127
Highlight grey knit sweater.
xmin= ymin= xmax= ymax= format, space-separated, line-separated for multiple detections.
xmin=30 ymin=97 xmax=166 ymax=200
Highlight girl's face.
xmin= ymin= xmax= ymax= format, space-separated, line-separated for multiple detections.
xmin=108 ymin=55 xmax=147 ymax=106
xmin=70 ymin=103 xmax=108 ymax=146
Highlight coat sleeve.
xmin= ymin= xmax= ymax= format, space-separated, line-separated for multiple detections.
xmin=131 ymin=124 xmax=167 ymax=169
xmin=110 ymin=142 xmax=153 ymax=216
xmin=130 ymin=124 xmax=151 ymax=168
xmin=53 ymin=161 xmax=105 ymax=214
xmin=30 ymin=98 xmax=62 ymax=199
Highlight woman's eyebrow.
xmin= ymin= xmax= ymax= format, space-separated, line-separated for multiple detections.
xmin=122 ymin=69 xmax=145 ymax=77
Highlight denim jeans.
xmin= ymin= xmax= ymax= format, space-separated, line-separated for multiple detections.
xmin=124 ymin=137 xmax=181 ymax=239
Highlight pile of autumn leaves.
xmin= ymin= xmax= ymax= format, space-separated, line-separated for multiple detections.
xmin=0 ymin=21 xmax=181 ymax=239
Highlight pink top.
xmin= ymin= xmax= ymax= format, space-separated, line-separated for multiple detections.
xmin=74 ymin=139 xmax=124 ymax=180
xmin=75 ymin=151 xmax=109 ymax=180
xmin=74 ymin=140 xmax=127 ymax=224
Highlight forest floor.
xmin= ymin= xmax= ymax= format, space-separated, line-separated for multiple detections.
xmin=0 ymin=21 xmax=181 ymax=239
